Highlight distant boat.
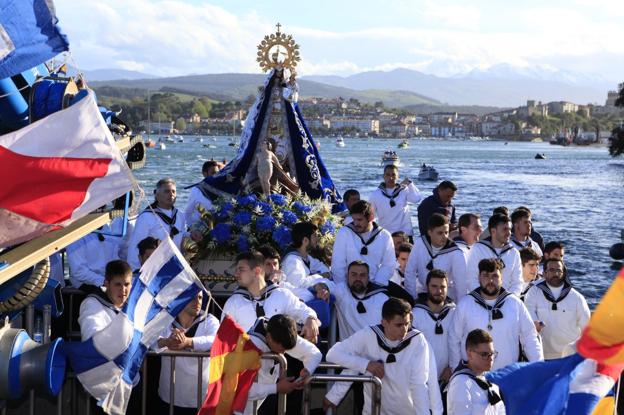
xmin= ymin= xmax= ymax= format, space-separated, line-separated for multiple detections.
xmin=158 ymin=142 xmax=166 ymax=150
xmin=418 ymin=164 xmax=439 ymax=181
xmin=398 ymin=139 xmax=409 ymax=149
xmin=535 ymin=153 xmax=546 ymax=160
xmin=531 ymin=137 xmax=543 ymax=143
xmin=145 ymin=139 xmax=156 ymax=148
xmin=203 ymin=144 xmax=217 ymax=149
xmin=336 ymin=137 xmax=345 ymax=147
xmin=165 ymin=135 xmax=175 ymax=143
xmin=381 ymin=150 xmax=400 ymax=167
xmin=197 ymin=137 xmax=204 ymax=143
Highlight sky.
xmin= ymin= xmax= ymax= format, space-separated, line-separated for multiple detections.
xmin=54 ymin=0 xmax=624 ymax=83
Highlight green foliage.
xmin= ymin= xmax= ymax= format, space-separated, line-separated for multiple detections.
xmin=608 ymin=82 xmax=624 ymax=157
xmin=175 ymin=117 xmax=187 ymax=132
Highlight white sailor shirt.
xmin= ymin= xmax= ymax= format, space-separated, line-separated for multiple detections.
xmin=241 ymin=318 xmax=322 ymax=415
xmin=510 ymin=235 xmax=543 ymax=258
xmin=405 ymin=236 xmax=468 ymax=301
xmin=157 ymin=313 xmax=219 ymax=408
xmin=524 ymin=281 xmax=590 ymax=359
xmin=466 ymin=239 xmax=523 ymax=296
xmin=369 ymin=182 xmax=422 ymax=235
xmin=222 ymin=283 xmax=318 ymax=331
xmin=67 ymin=232 xmax=122 ymax=287
xmin=281 ymin=251 xmax=329 ymax=289
xmin=449 ymin=289 xmax=543 ymax=370
xmin=447 ymin=364 xmax=506 ymax=415
xmin=412 ymin=297 xmax=456 ymax=378
xmin=78 ymin=293 xmax=120 ymax=341
xmin=184 ymin=186 xmax=213 ymax=227
xmin=326 ymin=325 xmax=443 ymax=415
xmin=127 ymin=205 xmax=187 ymax=270
xmin=331 ymin=223 xmax=396 ymax=285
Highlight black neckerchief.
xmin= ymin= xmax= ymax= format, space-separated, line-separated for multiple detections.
xmin=510 ymin=235 xmax=536 ymax=250
xmin=346 ymin=222 xmax=383 ymax=255
xmin=248 ymin=317 xmax=269 ymax=343
xmin=85 ymin=289 xmax=121 ymax=315
xmin=468 ymin=288 xmax=512 ymax=331
xmin=450 ymin=361 xmax=502 ymax=406
xmin=378 ymin=183 xmax=405 ymax=208
xmin=283 ymin=250 xmax=311 ymax=271
xmin=172 ymin=313 xmax=208 ymax=338
xmin=233 ymin=282 xmax=279 ymax=318
xmin=414 ymin=293 xmax=456 ymax=334
xmin=141 ymin=202 xmax=180 ymax=238
xmin=371 ymin=324 xmax=421 ymax=363
xmin=477 ymin=238 xmax=514 ymax=268
xmin=452 ymin=236 xmax=470 ymax=250
xmin=349 ymin=282 xmax=387 ymax=314
xmin=534 ymin=280 xmax=572 ymax=310
xmin=421 ymin=235 xmax=460 ymax=271
xmin=520 ymin=277 xmax=540 ymax=300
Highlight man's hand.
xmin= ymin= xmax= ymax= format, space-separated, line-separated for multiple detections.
xmin=301 ymin=317 xmax=320 ymax=343
xmin=276 ymin=376 xmax=302 ymax=394
xmin=366 ymin=361 xmax=385 ymax=379
xmin=314 ymin=283 xmax=330 ymax=302
xmin=323 ymin=397 xmax=337 ymax=412
xmin=440 ymin=366 xmax=452 ymax=383
xmin=168 ymin=328 xmax=192 ymax=350
xmin=400 ymin=178 xmax=412 ymax=186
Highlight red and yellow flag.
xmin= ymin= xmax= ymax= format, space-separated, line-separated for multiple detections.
xmin=198 ymin=315 xmax=262 ymax=415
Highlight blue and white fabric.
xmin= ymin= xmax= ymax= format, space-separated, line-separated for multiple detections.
xmin=66 ymin=237 xmax=204 ymax=415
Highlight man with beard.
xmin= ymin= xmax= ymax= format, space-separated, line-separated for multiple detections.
xmin=417 ymin=180 xmax=458 ymax=236
xmin=412 ymin=269 xmax=456 ymax=386
xmin=405 ymin=214 xmax=467 ymax=301
xmin=449 ymin=258 xmax=542 ymax=370
xmin=510 ymin=208 xmax=543 ymax=257
xmin=369 ymin=165 xmax=422 ymax=237
xmin=332 ymin=200 xmax=396 ymax=285
xmin=127 ymin=178 xmax=187 ymax=270
xmin=523 ymin=258 xmax=590 ymax=359
xmin=467 ymin=214 xmax=523 ymax=296
xmin=281 ymin=221 xmax=331 ymax=290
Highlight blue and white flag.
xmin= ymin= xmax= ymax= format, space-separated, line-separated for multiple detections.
xmin=0 ymin=0 xmax=69 ymax=79
xmin=66 ymin=237 xmax=205 ymax=415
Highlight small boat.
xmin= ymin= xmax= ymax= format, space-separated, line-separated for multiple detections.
xmin=203 ymin=144 xmax=217 ymax=149
xmin=145 ymin=139 xmax=156 ymax=148
xmin=197 ymin=137 xmax=204 ymax=143
xmin=165 ymin=135 xmax=175 ymax=143
xmin=418 ymin=164 xmax=439 ymax=181
xmin=398 ymin=139 xmax=409 ymax=149
xmin=335 ymin=137 xmax=345 ymax=147
xmin=158 ymin=142 xmax=167 ymax=150
xmin=381 ymin=150 xmax=400 ymax=167
xmin=228 ymin=142 xmax=237 ymax=147
xmin=535 ymin=153 xmax=546 ymax=160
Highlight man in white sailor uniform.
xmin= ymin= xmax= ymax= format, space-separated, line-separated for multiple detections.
xmin=369 ymin=164 xmax=422 ymax=237
xmin=510 ymin=208 xmax=543 ymax=257
xmin=184 ymin=160 xmax=219 ymax=227
xmin=127 ymin=178 xmax=187 ymax=271
xmin=222 ymin=251 xmax=321 ymax=343
xmin=412 ymin=269 xmax=456 ymax=385
xmin=519 ymin=247 xmax=541 ymax=299
xmin=390 ymin=242 xmax=411 ymax=286
xmin=524 ymin=258 xmax=590 ymax=359
xmin=325 ymin=298 xmax=443 ymax=415
xmin=155 ymin=291 xmax=219 ymax=414
xmin=405 ymin=213 xmax=468 ymax=301
xmin=467 ymin=213 xmax=523 ymax=296
xmin=78 ymin=260 xmax=133 ymax=341
xmin=449 ymin=258 xmax=542 ymax=370
xmin=331 ymin=200 xmax=398 ymax=285
xmin=281 ymin=221 xmax=330 ymax=290
xmin=452 ymin=213 xmax=483 ymax=257
xmin=341 ymin=188 xmax=361 ymax=225
xmin=67 ymin=226 xmax=123 ymax=288
xmin=242 ymin=314 xmax=322 ymax=415
xmin=446 ymin=329 xmax=505 ymax=415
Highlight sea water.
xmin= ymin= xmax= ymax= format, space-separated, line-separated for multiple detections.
xmin=135 ymin=136 xmax=624 ymax=307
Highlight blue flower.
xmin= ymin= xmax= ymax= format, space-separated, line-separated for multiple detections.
xmin=320 ymin=220 xmax=336 ymax=235
xmin=292 ymin=201 xmax=313 ymax=214
xmin=256 ymin=216 xmax=277 ymax=232
xmin=268 ymin=194 xmax=287 ymax=206
xmin=236 ymin=194 xmax=257 ymax=207
xmin=236 ymin=235 xmax=250 ymax=251
xmin=255 ymin=202 xmax=273 ymax=215
xmin=217 ymin=202 xmax=234 ymax=220
xmin=272 ymin=225 xmax=292 ymax=249
xmin=233 ymin=211 xmax=252 ymax=226
xmin=281 ymin=210 xmax=298 ymax=225
xmin=210 ymin=223 xmax=232 ymax=244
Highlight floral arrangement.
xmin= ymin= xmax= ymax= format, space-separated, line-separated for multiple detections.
xmin=193 ymin=191 xmax=341 ymax=260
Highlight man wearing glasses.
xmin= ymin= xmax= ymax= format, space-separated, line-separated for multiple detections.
xmin=447 ymin=329 xmax=506 ymax=414
xmin=523 ymin=258 xmax=590 ymax=359
xmin=449 ymin=258 xmax=543 ymax=370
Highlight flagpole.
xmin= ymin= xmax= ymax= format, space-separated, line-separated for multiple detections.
xmin=615 ymin=371 xmax=622 ymax=415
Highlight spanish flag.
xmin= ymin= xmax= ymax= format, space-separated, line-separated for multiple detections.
xmin=198 ymin=315 xmax=262 ymax=415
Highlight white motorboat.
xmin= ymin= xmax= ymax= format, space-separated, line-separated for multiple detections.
xmin=418 ymin=164 xmax=439 ymax=181
xmin=381 ymin=150 xmax=400 ymax=167
xmin=158 ymin=142 xmax=167 ymax=150
xmin=398 ymin=139 xmax=409 ymax=149
xmin=335 ymin=137 xmax=345 ymax=147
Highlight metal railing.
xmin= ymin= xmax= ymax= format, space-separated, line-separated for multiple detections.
xmin=302 ymin=373 xmax=382 ymax=415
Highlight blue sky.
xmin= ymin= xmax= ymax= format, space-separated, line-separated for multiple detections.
xmin=54 ymin=0 xmax=624 ymax=83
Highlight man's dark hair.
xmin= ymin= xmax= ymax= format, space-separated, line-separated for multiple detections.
xmin=138 ymin=237 xmax=159 ymax=257
xmin=426 ymin=269 xmax=448 ymax=286
xmin=343 ymin=189 xmax=360 ymax=203
xmin=391 ymin=231 xmax=409 ymax=243
xmin=397 ymin=243 xmax=412 ymax=255
xmin=492 ymin=206 xmax=509 ymax=216
xmin=543 ymin=258 xmax=567 ymax=279
xmin=458 ymin=213 xmax=479 ymax=235
xmin=515 ymin=206 xmax=532 ymax=214
xmin=383 ymin=164 xmax=399 ymax=174
xmin=257 ymin=245 xmax=281 ymax=261
xmin=235 ymin=251 xmax=265 ymax=270
xmin=520 ymin=247 xmax=541 ymax=265
xmin=202 ymin=160 xmax=218 ymax=173
xmin=511 ymin=208 xmax=531 ymax=225
xmin=438 ymin=180 xmax=457 ymax=191
xmin=105 ymin=260 xmax=132 ymax=281
xmin=349 ymin=200 xmax=373 ymax=217
xmin=478 ymin=258 xmax=504 ymax=274
xmin=266 ymin=314 xmax=298 ymax=350
xmin=155 ymin=177 xmax=175 ymax=189
xmin=488 ymin=213 xmax=510 ymax=231
xmin=465 ymin=328 xmax=493 ymax=351
xmin=347 ymin=260 xmax=369 ymax=274
xmin=291 ymin=221 xmax=318 ymax=248
xmin=381 ymin=297 xmax=412 ymax=321
xmin=427 ymin=213 xmax=449 ymax=231
xmin=544 ymin=241 xmax=565 ymax=254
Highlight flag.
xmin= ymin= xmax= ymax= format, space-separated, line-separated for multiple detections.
xmin=0 ymin=90 xmax=134 ymax=248
xmin=66 ymin=237 xmax=204 ymax=415
xmin=0 ymin=0 xmax=69 ymax=79
xmin=485 ymin=269 xmax=624 ymax=415
xmin=198 ymin=314 xmax=262 ymax=415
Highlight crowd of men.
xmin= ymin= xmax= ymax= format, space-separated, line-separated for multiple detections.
xmin=69 ymin=161 xmax=591 ymax=414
